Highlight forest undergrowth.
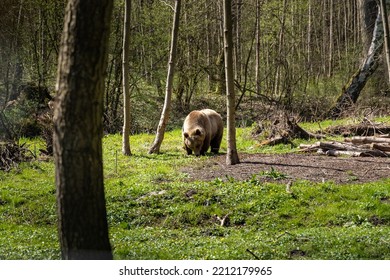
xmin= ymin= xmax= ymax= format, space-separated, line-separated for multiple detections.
xmin=0 ymin=117 xmax=390 ymax=259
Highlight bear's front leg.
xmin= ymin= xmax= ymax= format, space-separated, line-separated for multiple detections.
xmin=185 ymin=146 xmax=193 ymax=155
xmin=200 ymin=144 xmax=209 ymax=156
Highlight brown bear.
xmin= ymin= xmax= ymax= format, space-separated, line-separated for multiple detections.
xmin=182 ymin=109 xmax=223 ymax=156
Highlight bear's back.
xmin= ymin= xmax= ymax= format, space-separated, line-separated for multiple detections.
xmin=184 ymin=110 xmax=209 ymax=130
xmin=200 ymin=109 xmax=223 ymax=134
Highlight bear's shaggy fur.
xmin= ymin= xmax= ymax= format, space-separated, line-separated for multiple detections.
xmin=182 ymin=109 xmax=223 ymax=156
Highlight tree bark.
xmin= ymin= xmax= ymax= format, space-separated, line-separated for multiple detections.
xmin=223 ymin=0 xmax=240 ymax=165
xmin=328 ymin=0 xmax=334 ymax=77
xmin=380 ymin=0 xmax=390 ymax=83
xmin=327 ymin=0 xmax=388 ymax=119
xmin=53 ymin=0 xmax=113 ymax=260
xmin=255 ymin=0 xmax=261 ymax=95
xmin=347 ymin=136 xmax=390 ymax=144
xmin=148 ymin=0 xmax=181 ymax=154
xmin=359 ymin=0 xmax=379 ymax=51
xmin=122 ymin=0 xmax=132 ymax=156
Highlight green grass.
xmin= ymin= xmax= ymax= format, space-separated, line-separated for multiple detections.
xmin=108 ymin=177 xmax=390 ymax=259
xmin=0 ymin=118 xmax=390 ymax=259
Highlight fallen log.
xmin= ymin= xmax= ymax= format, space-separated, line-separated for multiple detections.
xmin=258 ymin=134 xmax=292 ymax=147
xmin=299 ymin=138 xmax=390 ymax=157
xmin=345 ymin=136 xmax=390 ymax=144
xmin=317 ymin=149 xmax=362 ymax=157
xmin=299 ymin=143 xmax=319 ymax=152
xmin=371 ymin=143 xmax=390 ymax=152
xmin=379 ymin=134 xmax=390 ymax=138
xmin=360 ymin=150 xmax=390 ymax=157
xmin=316 ymin=147 xmax=389 ymax=157
xmin=318 ymin=141 xmax=363 ymax=151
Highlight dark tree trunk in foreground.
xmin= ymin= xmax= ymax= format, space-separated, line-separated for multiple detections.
xmin=223 ymin=0 xmax=240 ymax=165
xmin=328 ymin=0 xmax=389 ymax=118
xmin=149 ymin=0 xmax=181 ymax=154
xmin=53 ymin=0 xmax=113 ymax=260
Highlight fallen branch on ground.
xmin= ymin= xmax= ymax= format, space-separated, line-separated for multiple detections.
xmin=299 ymin=136 xmax=390 ymax=157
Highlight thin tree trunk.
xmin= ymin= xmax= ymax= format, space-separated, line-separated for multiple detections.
xmin=380 ymin=0 xmax=390 ymax=83
xmin=148 ymin=0 xmax=181 ymax=154
xmin=307 ymin=0 xmax=312 ymax=72
xmin=328 ymin=0 xmax=334 ymax=77
xmin=233 ymin=0 xmax=242 ymax=81
xmin=274 ymin=0 xmax=287 ymax=96
xmin=255 ymin=0 xmax=261 ymax=95
xmin=10 ymin=0 xmax=24 ymax=101
xmin=205 ymin=1 xmax=212 ymax=92
xmin=328 ymin=0 xmax=387 ymax=119
xmin=122 ymin=0 xmax=132 ymax=155
xmin=53 ymin=0 xmax=113 ymax=260
xmin=223 ymin=0 xmax=240 ymax=165
xmin=360 ymin=0 xmax=378 ymax=51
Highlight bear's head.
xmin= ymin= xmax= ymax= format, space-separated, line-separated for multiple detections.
xmin=183 ymin=128 xmax=205 ymax=156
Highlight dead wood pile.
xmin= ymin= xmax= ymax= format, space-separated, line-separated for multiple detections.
xmin=254 ymin=115 xmax=323 ymax=147
xmin=0 ymin=142 xmax=33 ymax=171
xmin=255 ymin=115 xmax=390 ymax=157
xmin=323 ymin=119 xmax=390 ymax=137
xmin=299 ymin=136 xmax=390 ymax=157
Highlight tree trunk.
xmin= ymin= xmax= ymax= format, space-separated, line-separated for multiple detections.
xmin=327 ymin=0 xmax=387 ymax=119
xmin=274 ymin=0 xmax=288 ymax=96
xmin=307 ymin=0 xmax=312 ymax=72
xmin=53 ymin=0 xmax=113 ymax=260
xmin=328 ymin=0 xmax=334 ymax=77
xmin=223 ymin=0 xmax=240 ymax=165
xmin=122 ymin=0 xmax=132 ymax=156
xmin=205 ymin=1 xmax=212 ymax=92
xmin=148 ymin=0 xmax=181 ymax=154
xmin=255 ymin=0 xmax=261 ymax=95
xmin=380 ymin=0 xmax=390 ymax=83
xmin=360 ymin=0 xmax=379 ymax=51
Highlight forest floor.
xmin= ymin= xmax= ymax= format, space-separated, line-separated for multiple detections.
xmin=183 ymin=153 xmax=390 ymax=184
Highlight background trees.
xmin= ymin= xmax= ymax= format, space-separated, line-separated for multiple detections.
xmin=1 ymin=0 xmax=390 ymax=141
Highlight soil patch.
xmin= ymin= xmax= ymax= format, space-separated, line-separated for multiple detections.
xmin=183 ymin=153 xmax=390 ymax=184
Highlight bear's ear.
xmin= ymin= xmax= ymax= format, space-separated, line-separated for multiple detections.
xmin=195 ymin=129 xmax=202 ymax=135
xmin=184 ymin=132 xmax=189 ymax=138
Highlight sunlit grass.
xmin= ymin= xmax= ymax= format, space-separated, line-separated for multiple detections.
xmin=0 ymin=118 xmax=389 ymax=259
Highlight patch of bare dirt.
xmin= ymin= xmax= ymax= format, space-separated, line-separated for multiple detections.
xmin=182 ymin=153 xmax=390 ymax=184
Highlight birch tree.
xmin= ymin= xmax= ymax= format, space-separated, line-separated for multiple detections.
xmin=149 ymin=0 xmax=181 ymax=154
xmin=328 ymin=0 xmax=390 ymax=118
xmin=380 ymin=0 xmax=390 ymax=83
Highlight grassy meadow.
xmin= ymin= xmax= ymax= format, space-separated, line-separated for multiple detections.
xmin=0 ymin=119 xmax=390 ymax=260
